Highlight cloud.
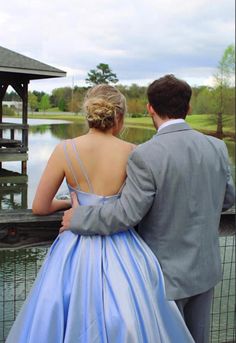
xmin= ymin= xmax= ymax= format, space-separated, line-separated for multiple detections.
xmin=0 ymin=0 xmax=234 ymax=92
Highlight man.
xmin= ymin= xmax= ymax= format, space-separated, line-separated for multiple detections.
xmin=61 ymin=74 xmax=235 ymax=343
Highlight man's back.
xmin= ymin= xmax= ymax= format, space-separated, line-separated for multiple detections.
xmin=136 ymin=123 xmax=231 ymax=299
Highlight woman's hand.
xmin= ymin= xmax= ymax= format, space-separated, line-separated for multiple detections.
xmin=60 ymin=192 xmax=79 ymax=233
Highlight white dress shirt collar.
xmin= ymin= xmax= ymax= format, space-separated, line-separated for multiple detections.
xmin=158 ymin=119 xmax=185 ymax=132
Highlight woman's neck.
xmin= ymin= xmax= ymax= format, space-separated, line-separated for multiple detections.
xmin=88 ymin=128 xmax=114 ymax=136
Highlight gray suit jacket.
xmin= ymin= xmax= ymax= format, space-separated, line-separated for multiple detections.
xmin=70 ymin=123 xmax=235 ymax=300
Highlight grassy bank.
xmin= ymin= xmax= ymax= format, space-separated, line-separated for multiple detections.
xmin=5 ymin=113 xmax=235 ymax=138
xmin=125 ymin=114 xmax=235 ymax=134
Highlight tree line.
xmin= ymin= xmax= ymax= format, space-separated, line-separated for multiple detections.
xmin=4 ymin=45 xmax=235 ymax=137
xmin=4 ymin=82 xmax=235 ymax=116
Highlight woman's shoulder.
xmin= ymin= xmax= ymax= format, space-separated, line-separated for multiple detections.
xmin=114 ymin=136 xmax=136 ymax=151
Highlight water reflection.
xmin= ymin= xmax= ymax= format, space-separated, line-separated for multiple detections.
xmin=0 ymin=247 xmax=49 ymax=341
xmin=0 ymin=169 xmax=28 ymax=210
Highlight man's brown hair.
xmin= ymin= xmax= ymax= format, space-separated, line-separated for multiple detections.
xmin=147 ymin=74 xmax=192 ymax=119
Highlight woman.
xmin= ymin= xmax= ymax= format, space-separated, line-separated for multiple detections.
xmin=6 ymin=85 xmax=194 ymax=343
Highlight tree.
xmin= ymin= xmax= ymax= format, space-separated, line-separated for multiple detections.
xmin=86 ymin=63 xmax=118 ymax=85
xmin=68 ymin=92 xmax=81 ymax=114
xmin=214 ymin=44 xmax=235 ymax=138
xmin=50 ymin=87 xmax=72 ymax=111
xmin=193 ymin=87 xmax=215 ymax=114
xmin=39 ymin=94 xmax=51 ymax=113
xmin=28 ymin=92 xmax=39 ymax=113
xmin=32 ymin=90 xmax=46 ymax=103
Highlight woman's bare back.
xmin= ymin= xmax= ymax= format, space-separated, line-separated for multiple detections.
xmin=63 ymin=133 xmax=134 ymax=196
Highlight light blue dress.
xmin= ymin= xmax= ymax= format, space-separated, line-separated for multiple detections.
xmin=6 ymin=140 xmax=194 ymax=343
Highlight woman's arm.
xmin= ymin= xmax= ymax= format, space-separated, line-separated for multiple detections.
xmin=32 ymin=143 xmax=71 ymax=215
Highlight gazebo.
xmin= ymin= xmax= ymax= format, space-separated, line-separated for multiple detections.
xmin=0 ymin=46 xmax=66 ymax=173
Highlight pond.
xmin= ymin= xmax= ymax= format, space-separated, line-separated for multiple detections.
xmin=0 ymin=118 xmax=235 ymax=210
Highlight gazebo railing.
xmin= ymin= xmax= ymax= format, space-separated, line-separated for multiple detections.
xmin=0 ymin=123 xmax=28 ymax=154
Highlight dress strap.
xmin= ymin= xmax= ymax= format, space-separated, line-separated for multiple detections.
xmin=63 ymin=141 xmax=80 ymax=188
xmin=117 ymin=181 xmax=126 ymax=194
xmin=71 ymin=139 xmax=94 ymax=193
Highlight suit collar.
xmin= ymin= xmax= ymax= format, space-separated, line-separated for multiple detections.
xmin=155 ymin=122 xmax=192 ymax=136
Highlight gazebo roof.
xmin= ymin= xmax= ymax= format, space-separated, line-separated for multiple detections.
xmin=0 ymin=46 xmax=66 ymax=81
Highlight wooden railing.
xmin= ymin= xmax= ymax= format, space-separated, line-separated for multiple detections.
xmin=0 ymin=208 xmax=234 ymax=247
xmin=0 ymin=122 xmax=28 ymax=154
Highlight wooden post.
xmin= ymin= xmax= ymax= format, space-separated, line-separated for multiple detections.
xmin=12 ymin=81 xmax=29 ymax=152
xmin=0 ymin=83 xmax=8 ymax=124
xmin=21 ymin=160 xmax=27 ymax=175
xmin=22 ymin=82 xmax=28 ymax=150
xmin=0 ymin=83 xmax=9 ymax=170
xmin=22 ymin=183 xmax=28 ymax=209
xmin=10 ymin=129 xmax=14 ymax=140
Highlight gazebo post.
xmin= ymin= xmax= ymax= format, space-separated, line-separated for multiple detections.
xmin=12 ymin=81 xmax=29 ymax=174
xmin=21 ymin=81 xmax=28 ymax=174
xmin=0 ymin=83 xmax=9 ymax=169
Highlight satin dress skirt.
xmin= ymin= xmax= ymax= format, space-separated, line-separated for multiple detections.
xmin=6 ymin=229 xmax=194 ymax=343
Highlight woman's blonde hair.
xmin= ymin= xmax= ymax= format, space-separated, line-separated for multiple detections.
xmin=83 ymin=84 xmax=127 ymax=131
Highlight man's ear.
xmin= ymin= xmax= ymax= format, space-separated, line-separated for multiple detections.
xmin=147 ymin=103 xmax=155 ymax=117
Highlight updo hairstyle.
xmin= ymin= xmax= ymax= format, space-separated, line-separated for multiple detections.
xmin=83 ymin=84 xmax=127 ymax=131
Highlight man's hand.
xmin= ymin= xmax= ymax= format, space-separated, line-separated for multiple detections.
xmin=59 ymin=192 xmax=79 ymax=233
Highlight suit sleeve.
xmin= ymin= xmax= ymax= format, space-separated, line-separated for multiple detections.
xmin=221 ymin=142 xmax=235 ymax=211
xmin=70 ymin=149 xmax=156 ymax=235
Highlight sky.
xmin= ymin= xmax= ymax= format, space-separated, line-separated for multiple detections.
xmin=0 ymin=0 xmax=235 ymax=93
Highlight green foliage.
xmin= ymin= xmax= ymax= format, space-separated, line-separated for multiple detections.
xmin=39 ymin=94 xmax=51 ymax=113
xmin=213 ymin=44 xmax=235 ymax=137
xmin=32 ymin=91 xmax=46 ymax=103
xmin=28 ymin=92 xmax=39 ymax=112
xmin=58 ymin=98 xmax=66 ymax=111
xmin=86 ymin=63 xmax=118 ymax=85
xmin=50 ymin=87 xmax=74 ymax=111
xmin=68 ymin=91 xmax=81 ymax=114
xmin=214 ymin=44 xmax=235 ymax=110
xmin=215 ymin=44 xmax=235 ymax=88
xmin=192 ymin=87 xmax=216 ymax=114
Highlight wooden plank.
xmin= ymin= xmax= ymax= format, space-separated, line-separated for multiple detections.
xmin=0 ymin=138 xmax=22 ymax=147
xmin=0 ymin=175 xmax=28 ymax=184
xmin=0 ymin=168 xmax=24 ymax=177
xmin=0 ymin=153 xmax=28 ymax=162
xmin=0 ymin=123 xmax=28 ymax=130
xmin=0 ymin=146 xmax=27 ymax=152
xmin=0 ymin=209 xmax=63 ymax=224
xmin=0 ymin=185 xmax=27 ymax=193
